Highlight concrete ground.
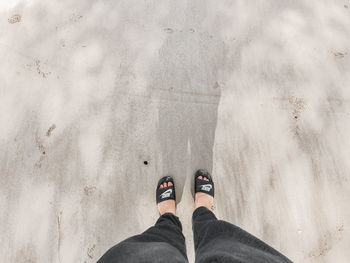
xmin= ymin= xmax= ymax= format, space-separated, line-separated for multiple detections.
xmin=1 ymin=0 xmax=350 ymax=262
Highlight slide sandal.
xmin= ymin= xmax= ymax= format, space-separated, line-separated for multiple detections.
xmin=194 ymin=169 xmax=214 ymax=198
xmin=156 ymin=176 xmax=176 ymax=204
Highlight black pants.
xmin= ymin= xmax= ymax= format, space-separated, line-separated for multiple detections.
xmin=98 ymin=207 xmax=292 ymax=263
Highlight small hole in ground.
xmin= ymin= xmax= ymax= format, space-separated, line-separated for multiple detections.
xmin=144 ymin=161 xmax=148 ymax=165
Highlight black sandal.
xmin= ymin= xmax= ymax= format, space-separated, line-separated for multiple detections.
xmin=156 ymin=176 xmax=176 ymax=204
xmin=194 ymin=169 xmax=214 ymax=197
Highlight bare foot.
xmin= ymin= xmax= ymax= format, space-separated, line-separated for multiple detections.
xmin=157 ymin=181 xmax=176 ymax=215
xmin=194 ymin=176 xmax=214 ymax=210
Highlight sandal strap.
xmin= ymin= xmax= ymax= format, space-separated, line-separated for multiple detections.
xmin=194 ymin=169 xmax=214 ymax=197
xmin=156 ymin=176 xmax=176 ymax=204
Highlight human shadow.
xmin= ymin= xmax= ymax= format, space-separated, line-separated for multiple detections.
xmin=150 ymin=29 xmax=224 ymax=203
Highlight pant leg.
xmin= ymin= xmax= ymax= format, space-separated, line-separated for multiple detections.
xmin=192 ymin=207 xmax=292 ymax=263
xmin=98 ymin=213 xmax=188 ymax=263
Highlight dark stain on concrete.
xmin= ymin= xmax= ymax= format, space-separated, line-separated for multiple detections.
xmin=34 ymin=133 xmax=47 ymax=168
xmin=46 ymin=124 xmax=56 ymax=137
xmin=337 ymin=224 xmax=344 ymax=232
xmin=288 ymin=96 xmax=306 ymax=136
xmin=8 ymin=14 xmax=21 ymax=24
xmin=307 ymin=224 xmax=345 ymax=259
xmin=213 ymin=81 xmax=220 ymax=89
xmin=35 ymin=60 xmax=51 ymax=78
xmin=310 ymin=236 xmax=332 ymax=258
xmin=268 ymin=167 xmax=276 ymax=189
xmin=332 ymin=52 xmax=346 ymax=59
xmin=84 ymin=186 xmax=97 ymax=196
xmin=163 ymin=28 xmax=174 ymax=33
xmin=70 ymin=13 xmax=83 ymax=22
xmin=87 ymin=244 xmax=96 ymax=259
xmin=60 ymin=39 xmax=65 ymax=47
xmin=35 ymin=134 xmax=45 ymax=153
xmin=34 ymin=155 xmax=46 ymax=168
xmin=288 ymin=96 xmax=306 ymax=120
xmin=308 ymin=223 xmax=344 ymax=259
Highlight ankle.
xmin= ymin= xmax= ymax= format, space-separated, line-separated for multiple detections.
xmin=158 ymin=200 xmax=176 ymax=216
xmin=194 ymin=193 xmax=214 ymax=211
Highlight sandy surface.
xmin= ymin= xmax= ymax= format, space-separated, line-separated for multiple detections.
xmin=1 ymin=0 xmax=350 ymax=262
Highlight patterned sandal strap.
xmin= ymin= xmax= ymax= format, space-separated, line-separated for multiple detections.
xmin=156 ymin=176 xmax=176 ymax=204
xmin=194 ymin=169 xmax=214 ymax=197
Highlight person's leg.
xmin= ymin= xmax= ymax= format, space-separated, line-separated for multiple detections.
xmin=98 ymin=212 xmax=187 ymax=263
xmin=192 ymin=207 xmax=292 ymax=263
xmin=192 ymin=170 xmax=292 ymax=263
xmin=98 ymin=177 xmax=188 ymax=263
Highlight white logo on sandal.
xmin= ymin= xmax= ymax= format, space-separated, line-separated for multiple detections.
xmin=200 ymin=184 xmax=212 ymax=192
xmin=160 ymin=189 xmax=173 ymax=199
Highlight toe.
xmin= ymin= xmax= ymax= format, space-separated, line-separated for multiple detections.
xmin=168 ymin=181 xmax=173 ymax=186
xmin=160 ymin=184 xmax=164 ymax=189
xmin=163 ymin=182 xmax=167 ymax=188
xmin=198 ymin=176 xmax=203 ymax=180
xmin=204 ymin=177 xmax=209 ymax=181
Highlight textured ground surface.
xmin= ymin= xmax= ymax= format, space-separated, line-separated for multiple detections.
xmin=1 ymin=0 xmax=350 ymax=262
